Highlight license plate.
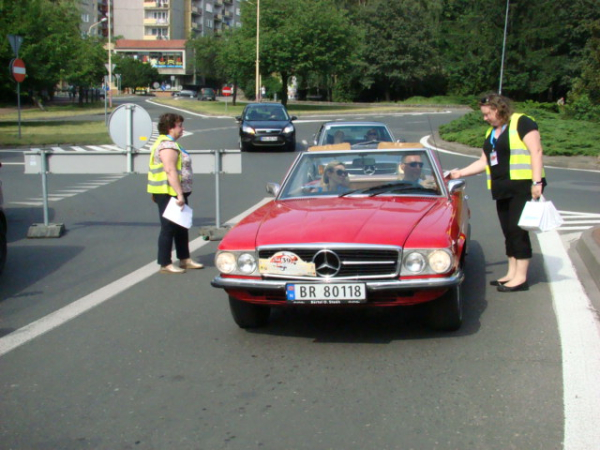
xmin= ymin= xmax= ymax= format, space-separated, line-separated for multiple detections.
xmin=261 ymin=136 xmax=278 ymax=142
xmin=286 ymin=283 xmax=366 ymax=304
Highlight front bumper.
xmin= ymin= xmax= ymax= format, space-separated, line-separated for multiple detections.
xmin=211 ymin=270 xmax=464 ymax=292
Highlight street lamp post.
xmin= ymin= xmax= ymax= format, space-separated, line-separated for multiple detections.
xmin=255 ymin=0 xmax=260 ymax=102
xmin=499 ymin=0 xmax=510 ymax=94
xmin=87 ymin=17 xmax=107 ymax=36
xmin=107 ymin=2 xmax=113 ymax=108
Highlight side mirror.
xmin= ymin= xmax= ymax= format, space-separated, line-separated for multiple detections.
xmin=290 ymin=115 xmax=298 ymax=121
xmin=266 ymin=182 xmax=280 ymax=197
xmin=448 ymin=179 xmax=466 ymax=194
xmin=235 ymin=116 xmax=242 ymax=122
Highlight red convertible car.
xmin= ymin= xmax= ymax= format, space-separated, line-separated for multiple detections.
xmin=211 ymin=142 xmax=470 ymax=331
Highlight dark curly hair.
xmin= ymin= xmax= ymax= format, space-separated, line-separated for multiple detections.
xmin=157 ymin=113 xmax=184 ymax=135
xmin=478 ymin=92 xmax=514 ymax=125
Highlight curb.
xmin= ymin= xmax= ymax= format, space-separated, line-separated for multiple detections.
xmin=576 ymin=226 xmax=600 ymax=293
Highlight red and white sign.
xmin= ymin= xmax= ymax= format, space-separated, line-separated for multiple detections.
xmin=10 ymin=58 xmax=26 ymax=83
xmin=222 ymin=86 xmax=233 ymax=96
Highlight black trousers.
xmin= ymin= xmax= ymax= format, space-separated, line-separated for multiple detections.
xmin=154 ymin=193 xmax=191 ymax=266
xmin=495 ymin=193 xmax=532 ymax=260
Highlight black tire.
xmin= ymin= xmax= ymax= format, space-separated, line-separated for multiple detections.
xmin=228 ymin=296 xmax=270 ymax=328
xmin=239 ymin=138 xmax=251 ymax=152
xmin=426 ymin=285 xmax=463 ymax=331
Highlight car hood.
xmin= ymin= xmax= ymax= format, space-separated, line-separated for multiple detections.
xmin=244 ymin=120 xmax=291 ymax=129
xmin=222 ymin=196 xmax=454 ymax=249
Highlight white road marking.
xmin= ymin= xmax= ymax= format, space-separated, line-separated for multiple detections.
xmin=0 ymin=229 xmax=213 ymax=357
xmin=538 ymin=231 xmax=600 ymax=450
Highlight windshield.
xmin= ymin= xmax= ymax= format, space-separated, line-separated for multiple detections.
xmin=320 ymin=125 xmax=393 ymax=145
xmin=244 ymin=104 xmax=290 ymax=121
xmin=279 ymin=149 xmax=442 ymax=199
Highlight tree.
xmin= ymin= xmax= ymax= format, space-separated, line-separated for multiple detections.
xmin=357 ymin=0 xmax=443 ymax=101
xmin=0 ymin=0 xmax=107 ymax=103
xmin=113 ymin=54 xmax=159 ymax=92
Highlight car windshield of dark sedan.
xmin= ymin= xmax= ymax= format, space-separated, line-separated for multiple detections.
xmin=244 ymin=104 xmax=289 ymax=121
xmin=279 ymin=149 xmax=441 ymax=199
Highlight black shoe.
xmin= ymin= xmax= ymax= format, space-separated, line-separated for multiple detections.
xmin=489 ymin=280 xmax=507 ymax=286
xmin=497 ymin=281 xmax=529 ymax=293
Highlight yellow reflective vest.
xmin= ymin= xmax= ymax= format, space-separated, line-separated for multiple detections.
xmin=147 ymin=135 xmax=182 ymax=196
xmin=484 ymin=113 xmax=545 ymax=189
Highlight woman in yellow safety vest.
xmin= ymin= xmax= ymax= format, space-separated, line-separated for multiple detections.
xmin=148 ymin=113 xmax=204 ymax=274
xmin=450 ymin=93 xmax=546 ymax=293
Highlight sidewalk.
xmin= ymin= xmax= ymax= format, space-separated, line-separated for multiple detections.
xmin=430 ymin=133 xmax=600 ymax=311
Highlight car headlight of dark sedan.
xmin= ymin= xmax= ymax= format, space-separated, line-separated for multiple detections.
xmin=283 ymin=124 xmax=294 ymax=134
xmin=216 ymin=251 xmax=259 ymax=275
xmin=401 ymin=249 xmax=454 ymax=275
xmin=242 ymin=124 xmax=256 ymax=135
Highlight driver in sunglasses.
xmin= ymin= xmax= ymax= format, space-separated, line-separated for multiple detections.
xmin=400 ymin=153 xmax=438 ymax=190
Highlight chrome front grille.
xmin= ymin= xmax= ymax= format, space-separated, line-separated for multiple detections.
xmin=258 ymin=245 xmax=401 ymax=280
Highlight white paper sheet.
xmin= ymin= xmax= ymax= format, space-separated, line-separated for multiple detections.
xmin=162 ymin=197 xmax=193 ymax=229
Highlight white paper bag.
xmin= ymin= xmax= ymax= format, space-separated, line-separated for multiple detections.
xmin=518 ymin=195 xmax=564 ymax=233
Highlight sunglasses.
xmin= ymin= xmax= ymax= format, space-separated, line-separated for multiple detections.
xmin=331 ymin=169 xmax=348 ymax=176
xmin=406 ymin=162 xmax=424 ymax=168
xmin=480 ymin=97 xmax=489 ymax=104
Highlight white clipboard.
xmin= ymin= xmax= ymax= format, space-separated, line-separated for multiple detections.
xmin=162 ymin=197 xmax=193 ymax=229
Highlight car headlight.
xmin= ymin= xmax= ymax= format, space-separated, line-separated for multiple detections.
xmin=237 ymin=253 xmax=257 ymax=274
xmin=403 ymin=252 xmax=426 ymax=273
xmin=215 ymin=251 xmax=258 ymax=275
xmin=242 ymin=124 xmax=256 ymax=135
xmin=216 ymin=252 xmax=237 ymax=274
xmin=428 ymin=250 xmax=452 ymax=274
xmin=401 ymin=249 xmax=454 ymax=275
xmin=283 ymin=124 xmax=294 ymax=134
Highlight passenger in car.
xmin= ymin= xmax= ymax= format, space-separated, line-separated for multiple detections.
xmin=320 ymin=161 xmax=350 ymax=193
xmin=333 ymin=130 xmax=346 ymax=144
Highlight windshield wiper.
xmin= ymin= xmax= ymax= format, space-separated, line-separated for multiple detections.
xmin=369 ymin=183 xmax=438 ymax=197
xmin=338 ymin=181 xmax=411 ymax=197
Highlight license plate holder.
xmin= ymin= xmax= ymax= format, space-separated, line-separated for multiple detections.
xmin=286 ymin=283 xmax=366 ymax=304
xmin=261 ymin=136 xmax=279 ymax=142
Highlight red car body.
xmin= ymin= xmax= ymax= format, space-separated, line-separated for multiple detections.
xmin=212 ymin=143 xmax=470 ymax=331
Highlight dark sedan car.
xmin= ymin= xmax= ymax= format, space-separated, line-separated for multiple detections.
xmin=236 ymin=103 xmax=297 ymax=152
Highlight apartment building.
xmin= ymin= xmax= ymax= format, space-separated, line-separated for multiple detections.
xmin=117 ymin=0 xmax=243 ymax=40
xmin=79 ymin=0 xmax=244 ymax=87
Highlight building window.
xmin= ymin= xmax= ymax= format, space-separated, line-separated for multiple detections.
xmin=206 ymin=3 xmax=213 ymax=12
xmin=207 ymin=19 xmax=213 ymax=29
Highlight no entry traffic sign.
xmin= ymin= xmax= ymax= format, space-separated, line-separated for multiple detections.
xmin=222 ymin=86 xmax=233 ymax=96
xmin=10 ymin=58 xmax=26 ymax=83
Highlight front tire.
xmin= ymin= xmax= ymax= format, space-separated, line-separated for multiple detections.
xmin=228 ymin=296 xmax=270 ymax=328
xmin=426 ymin=285 xmax=463 ymax=331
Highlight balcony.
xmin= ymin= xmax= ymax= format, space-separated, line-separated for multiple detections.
xmin=214 ymin=13 xmax=223 ymax=22
xmin=144 ymin=0 xmax=169 ymax=9
xmin=191 ymin=6 xmax=202 ymax=15
xmin=144 ymin=18 xmax=169 ymax=26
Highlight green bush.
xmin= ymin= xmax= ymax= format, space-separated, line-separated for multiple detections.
xmin=563 ymin=93 xmax=600 ymax=122
xmin=439 ymin=106 xmax=600 ymax=156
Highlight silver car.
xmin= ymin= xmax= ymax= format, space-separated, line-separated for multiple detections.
xmin=312 ymin=121 xmax=400 ymax=146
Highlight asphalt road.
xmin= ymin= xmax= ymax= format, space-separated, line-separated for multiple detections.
xmin=0 ymin=99 xmax=599 ymax=450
